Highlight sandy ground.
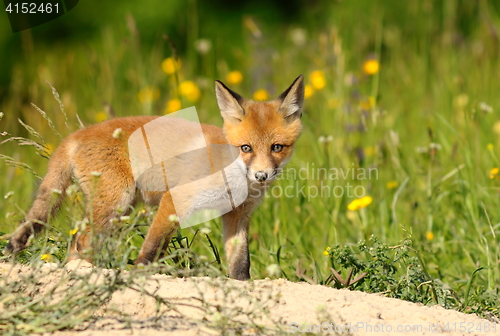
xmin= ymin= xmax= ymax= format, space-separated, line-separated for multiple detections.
xmin=1 ymin=260 xmax=499 ymax=336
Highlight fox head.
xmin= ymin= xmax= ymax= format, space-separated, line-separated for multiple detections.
xmin=215 ymin=75 xmax=304 ymax=184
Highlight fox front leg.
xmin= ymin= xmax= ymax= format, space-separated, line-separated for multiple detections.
xmin=222 ymin=209 xmax=251 ymax=280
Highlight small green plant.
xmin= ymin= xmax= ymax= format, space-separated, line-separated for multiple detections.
xmin=323 ymin=235 xmax=500 ymax=319
xmin=325 ymin=236 xmax=437 ymax=301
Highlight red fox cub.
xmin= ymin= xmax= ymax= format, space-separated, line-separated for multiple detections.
xmin=6 ymin=75 xmax=304 ymax=280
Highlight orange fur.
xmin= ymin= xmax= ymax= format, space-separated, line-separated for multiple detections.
xmin=6 ymin=75 xmax=305 ymax=280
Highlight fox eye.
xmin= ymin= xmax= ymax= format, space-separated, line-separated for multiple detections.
xmin=272 ymin=144 xmax=284 ymax=152
xmin=241 ymin=145 xmax=252 ymax=153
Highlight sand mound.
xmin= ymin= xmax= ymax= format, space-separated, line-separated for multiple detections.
xmin=1 ymin=260 xmax=498 ymax=335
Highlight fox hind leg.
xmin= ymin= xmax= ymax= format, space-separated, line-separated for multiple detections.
xmin=5 ymin=144 xmax=71 ymax=254
xmin=136 ymin=191 xmax=179 ymax=265
xmin=68 ymin=172 xmax=136 ymax=262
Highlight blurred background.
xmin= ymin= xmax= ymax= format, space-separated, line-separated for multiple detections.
xmin=1 ymin=0 xmax=500 ymax=315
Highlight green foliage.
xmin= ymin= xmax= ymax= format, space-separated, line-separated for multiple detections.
xmin=0 ymin=0 xmax=500 ymax=332
xmin=325 ymin=236 xmax=445 ymax=304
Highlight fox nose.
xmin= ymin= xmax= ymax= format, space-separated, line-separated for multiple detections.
xmin=255 ymin=171 xmax=268 ymax=182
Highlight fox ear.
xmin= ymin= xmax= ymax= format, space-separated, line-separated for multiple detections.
xmin=278 ymin=75 xmax=304 ymax=120
xmin=215 ymin=80 xmax=245 ymax=123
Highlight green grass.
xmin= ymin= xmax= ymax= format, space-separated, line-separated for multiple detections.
xmin=1 ymin=0 xmax=500 ymax=331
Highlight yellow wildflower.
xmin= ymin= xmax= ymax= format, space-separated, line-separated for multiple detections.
xmin=347 ymin=196 xmax=373 ymax=211
xmin=493 ymin=122 xmax=500 ymax=135
xmin=487 ymin=143 xmax=494 ymax=150
xmin=226 ymin=71 xmax=243 ymax=85
xmin=310 ymin=70 xmax=326 ymax=90
xmin=165 ymin=99 xmax=181 ymax=114
xmin=41 ymin=254 xmax=51 ymax=262
xmin=161 ymin=57 xmax=181 ymax=75
xmin=360 ymin=97 xmax=376 ymax=110
xmin=95 ymin=111 xmax=107 ymax=123
xmin=386 ymin=181 xmax=398 ymax=189
xmin=489 ymin=168 xmax=499 ymax=179
xmin=363 ymin=59 xmax=379 ymax=75
xmin=45 ymin=143 xmax=54 ymax=155
xmin=69 ymin=228 xmax=78 ymax=235
xmin=304 ymin=85 xmax=314 ymax=99
xmin=138 ymin=86 xmax=160 ymax=104
xmin=253 ymin=89 xmax=269 ymax=101
xmin=14 ymin=167 xmax=23 ymax=176
xmin=323 ymin=246 xmax=331 ymax=256
xmin=179 ymin=81 xmax=201 ymax=102
xmin=364 ymin=146 xmax=376 ymax=157
xmin=425 ymin=231 xmax=434 ymax=241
